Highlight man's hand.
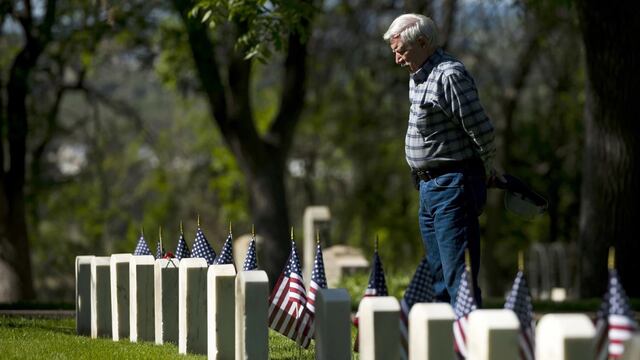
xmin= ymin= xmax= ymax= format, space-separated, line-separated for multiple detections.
xmin=486 ymin=168 xmax=507 ymax=188
xmin=411 ymin=169 xmax=420 ymax=190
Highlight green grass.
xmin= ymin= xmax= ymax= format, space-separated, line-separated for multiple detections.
xmin=0 ymin=315 xmax=358 ymax=359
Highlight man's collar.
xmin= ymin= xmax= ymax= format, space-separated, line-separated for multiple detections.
xmin=410 ymin=48 xmax=444 ymax=83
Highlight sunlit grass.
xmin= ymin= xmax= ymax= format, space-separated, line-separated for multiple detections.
xmin=0 ymin=315 xmax=360 ymax=359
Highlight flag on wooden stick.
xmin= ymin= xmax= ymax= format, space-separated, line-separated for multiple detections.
xmin=400 ymin=257 xmax=434 ymax=359
xmin=243 ymin=237 xmax=258 ymax=271
xmin=453 ymin=252 xmax=477 ymax=359
xmin=504 ymin=271 xmax=535 ymax=360
xmin=296 ymin=239 xmax=328 ymax=348
xmin=175 ymin=222 xmax=190 ymax=260
xmin=353 ymin=239 xmax=388 ymax=352
xmin=133 ymin=229 xmax=152 ymax=256
xmin=268 ymin=237 xmax=307 ymax=342
xmin=191 ymin=221 xmax=216 ymax=265
xmin=215 ymin=233 xmax=234 ymax=266
xmin=595 ymin=248 xmax=638 ymax=360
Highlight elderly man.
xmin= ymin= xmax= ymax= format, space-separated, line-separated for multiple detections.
xmin=384 ymin=14 xmax=495 ymax=306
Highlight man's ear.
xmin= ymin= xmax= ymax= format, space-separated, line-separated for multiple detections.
xmin=417 ymin=36 xmax=428 ymax=49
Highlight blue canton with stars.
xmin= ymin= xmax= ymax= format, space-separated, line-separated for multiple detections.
xmin=155 ymin=240 xmax=165 ymax=259
xmin=402 ymin=256 xmax=434 ymax=309
xmin=365 ymin=250 xmax=388 ymax=296
xmin=191 ymin=227 xmax=216 ymax=265
xmin=454 ymin=270 xmax=477 ymax=319
xmin=504 ymin=271 xmax=534 ymax=329
xmin=175 ymin=233 xmax=190 ymax=260
xmin=285 ymin=241 xmax=303 ymax=277
xmin=311 ymin=243 xmax=327 ymax=288
xmin=133 ymin=234 xmax=152 ymax=256
xmin=215 ymin=233 xmax=234 ymax=265
xmin=242 ymin=238 xmax=258 ymax=271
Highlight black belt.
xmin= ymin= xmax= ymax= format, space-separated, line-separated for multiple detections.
xmin=415 ymin=159 xmax=484 ymax=181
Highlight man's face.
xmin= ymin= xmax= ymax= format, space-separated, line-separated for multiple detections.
xmin=390 ymin=36 xmax=429 ymax=73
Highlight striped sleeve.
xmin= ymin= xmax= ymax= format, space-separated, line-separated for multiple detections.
xmin=444 ymin=72 xmax=496 ymax=174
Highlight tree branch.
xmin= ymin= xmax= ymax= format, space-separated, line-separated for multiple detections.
xmin=440 ymin=0 xmax=458 ymax=51
xmin=171 ymin=0 xmax=230 ymax=137
xmin=267 ymin=20 xmax=310 ymax=161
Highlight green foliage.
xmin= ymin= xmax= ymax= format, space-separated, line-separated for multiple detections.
xmin=190 ymin=0 xmax=315 ymax=61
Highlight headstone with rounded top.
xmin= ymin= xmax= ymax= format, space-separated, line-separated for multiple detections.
xmin=155 ymin=258 xmax=179 ymax=345
xmin=76 ymin=255 xmax=94 ymax=336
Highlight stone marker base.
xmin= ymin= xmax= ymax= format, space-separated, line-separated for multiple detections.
xmin=110 ymin=253 xmax=132 ymax=341
xmin=235 ymin=270 xmax=269 ymax=360
xmin=76 ymin=255 xmax=94 ymax=336
xmin=207 ymin=264 xmax=237 ymax=360
xmin=536 ymin=314 xmax=595 ymax=360
xmin=179 ymin=258 xmax=208 ymax=355
xmin=155 ymin=258 xmax=179 ymax=345
xmin=358 ymin=296 xmax=401 ymax=360
xmin=409 ymin=303 xmax=456 ymax=360
xmin=315 ymin=288 xmax=351 ymax=360
xmin=468 ymin=309 xmax=520 ymax=360
xmin=130 ymin=255 xmax=155 ymax=342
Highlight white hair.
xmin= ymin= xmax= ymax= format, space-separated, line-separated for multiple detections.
xmin=383 ymin=14 xmax=439 ymax=49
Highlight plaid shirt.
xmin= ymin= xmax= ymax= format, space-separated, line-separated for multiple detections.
xmin=406 ymin=48 xmax=495 ymax=174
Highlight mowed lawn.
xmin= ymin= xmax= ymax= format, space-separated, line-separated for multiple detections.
xmin=0 ymin=315 xmax=351 ymax=359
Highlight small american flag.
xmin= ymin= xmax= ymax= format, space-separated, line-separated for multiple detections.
xmin=504 ymin=271 xmax=535 ymax=360
xmin=354 ymin=247 xmax=388 ymax=352
xmin=242 ymin=237 xmax=258 ymax=271
xmin=453 ymin=269 xmax=477 ymax=359
xmin=268 ymin=241 xmax=307 ymax=342
xmin=191 ymin=227 xmax=216 ymax=265
xmin=133 ymin=233 xmax=152 ymax=256
xmin=400 ymin=257 xmax=434 ymax=360
xmin=295 ymin=242 xmax=327 ymax=348
xmin=595 ymin=269 xmax=638 ymax=360
xmin=155 ymin=240 xmax=165 ymax=260
xmin=175 ymin=232 xmax=190 ymax=260
xmin=214 ymin=233 xmax=234 ymax=266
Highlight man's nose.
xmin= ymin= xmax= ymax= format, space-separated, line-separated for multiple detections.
xmin=395 ymin=53 xmax=403 ymax=65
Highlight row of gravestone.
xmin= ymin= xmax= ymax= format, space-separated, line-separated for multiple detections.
xmin=76 ymin=255 xmax=640 ymax=360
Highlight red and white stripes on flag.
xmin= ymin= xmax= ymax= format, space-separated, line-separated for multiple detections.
xmin=295 ymin=242 xmax=327 ymax=348
xmin=595 ymin=270 xmax=638 ymax=360
xmin=453 ymin=269 xmax=477 ymax=359
xmin=268 ymin=241 xmax=308 ymax=342
xmin=504 ymin=271 xmax=535 ymax=360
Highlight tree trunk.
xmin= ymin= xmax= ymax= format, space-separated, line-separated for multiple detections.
xmin=577 ymin=1 xmax=640 ymax=297
xmin=245 ymin=162 xmax=291 ymax=285
xmin=172 ymin=0 xmax=310 ymax=285
xmin=0 ymin=0 xmax=57 ymax=301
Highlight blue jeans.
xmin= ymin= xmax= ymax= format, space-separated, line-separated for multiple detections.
xmin=418 ymin=171 xmax=486 ymax=307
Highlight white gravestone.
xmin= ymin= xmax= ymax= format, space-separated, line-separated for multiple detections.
xmin=90 ymin=256 xmax=112 ymax=338
xmin=358 ymin=296 xmax=401 ymax=360
xmin=179 ymin=258 xmax=208 ymax=355
xmin=208 ymin=264 xmax=237 ymax=360
xmin=408 ymin=303 xmax=456 ymax=360
xmin=154 ymin=258 xmax=179 ymax=345
xmin=536 ymin=314 xmax=595 ymax=360
xmin=621 ymin=333 xmax=640 ymax=360
xmin=235 ymin=270 xmax=269 ymax=360
xmin=76 ymin=255 xmax=94 ymax=336
xmin=130 ymin=255 xmax=155 ymax=342
xmin=303 ymin=206 xmax=331 ymax=283
xmin=467 ymin=309 xmax=520 ymax=360
xmin=110 ymin=253 xmax=132 ymax=341
xmin=315 ymin=288 xmax=351 ymax=360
